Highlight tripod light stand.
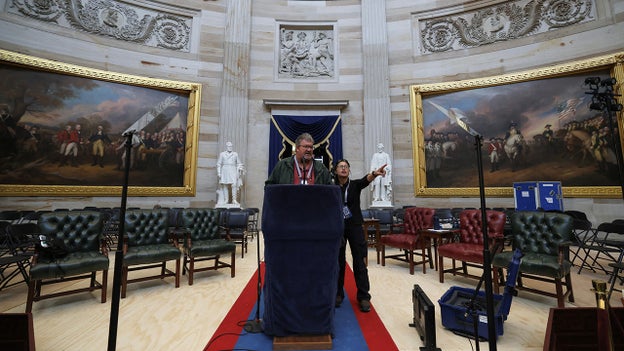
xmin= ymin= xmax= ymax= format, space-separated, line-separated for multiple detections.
xmin=454 ymin=118 xmax=498 ymax=351
xmin=244 ymin=227 xmax=263 ymax=333
xmin=584 ymin=77 xmax=624 ymax=201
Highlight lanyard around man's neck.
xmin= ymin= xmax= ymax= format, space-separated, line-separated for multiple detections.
xmin=293 ymin=156 xmax=313 ymax=184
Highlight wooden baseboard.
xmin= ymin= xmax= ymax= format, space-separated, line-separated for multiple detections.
xmin=273 ymin=334 xmax=332 ymax=350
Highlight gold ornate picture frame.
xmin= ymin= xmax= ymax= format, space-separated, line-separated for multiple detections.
xmin=410 ymin=52 xmax=624 ymax=198
xmin=0 ymin=49 xmax=201 ymax=196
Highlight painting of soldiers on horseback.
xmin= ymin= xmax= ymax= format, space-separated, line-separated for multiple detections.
xmin=0 ymin=50 xmax=200 ymax=196
xmin=412 ymin=57 xmax=624 ymax=198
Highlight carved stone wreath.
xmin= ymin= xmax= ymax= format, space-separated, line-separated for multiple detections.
xmin=9 ymin=0 xmax=192 ymax=52
xmin=419 ymin=0 xmax=594 ymax=54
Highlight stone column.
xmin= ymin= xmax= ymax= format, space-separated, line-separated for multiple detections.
xmin=362 ymin=0 xmax=393 ymax=205
xmin=219 ymin=0 xmax=251 ymax=203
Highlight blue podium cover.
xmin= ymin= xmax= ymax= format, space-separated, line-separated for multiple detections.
xmin=261 ymin=185 xmax=344 ymax=337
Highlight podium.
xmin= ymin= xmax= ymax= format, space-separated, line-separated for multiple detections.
xmin=261 ymin=185 xmax=343 ymax=339
xmin=544 ymin=307 xmax=624 ymax=351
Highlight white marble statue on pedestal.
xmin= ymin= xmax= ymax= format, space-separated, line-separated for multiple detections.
xmin=370 ymin=142 xmax=392 ymax=207
xmin=216 ymin=141 xmax=244 ymax=208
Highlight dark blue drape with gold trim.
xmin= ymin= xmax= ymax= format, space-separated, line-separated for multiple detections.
xmin=268 ymin=115 xmax=342 ymax=175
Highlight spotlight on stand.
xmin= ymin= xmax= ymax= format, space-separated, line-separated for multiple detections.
xmin=589 ymin=99 xmax=604 ymax=111
xmin=584 ymin=77 xmax=601 ymax=85
xmin=584 ymin=76 xmax=624 ymax=202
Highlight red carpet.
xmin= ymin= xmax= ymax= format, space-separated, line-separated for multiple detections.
xmin=204 ymin=263 xmax=398 ymax=351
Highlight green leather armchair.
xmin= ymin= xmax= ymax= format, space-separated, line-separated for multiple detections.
xmin=492 ymin=211 xmax=574 ymax=308
xmin=121 ymin=209 xmax=180 ymax=297
xmin=26 ymin=210 xmax=109 ymax=313
xmin=180 ymin=208 xmax=236 ymax=285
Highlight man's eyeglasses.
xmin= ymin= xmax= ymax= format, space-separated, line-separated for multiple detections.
xmin=298 ymin=144 xmax=314 ymax=150
xmin=336 ymin=165 xmax=349 ymax=169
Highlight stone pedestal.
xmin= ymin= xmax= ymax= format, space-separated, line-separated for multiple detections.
xmin=371 ymin=200 xmax=392 ymax=208
xmin=215 ymin=203 xmax=241 ymax=209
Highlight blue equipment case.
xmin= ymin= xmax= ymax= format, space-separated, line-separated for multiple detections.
xmin=438 ymin=249 xmax=522 ymax=340
xmin=513 ymin=181 xmax=563 ymax=211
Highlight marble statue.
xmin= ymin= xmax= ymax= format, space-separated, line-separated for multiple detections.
xmin=370 ymin=142 xmax=392 ymax=206
xmin=217 ymin=141 xmax=244 ymax=207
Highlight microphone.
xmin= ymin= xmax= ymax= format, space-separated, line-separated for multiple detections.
xmin=122 ymin=129 xmax=136 ymax=137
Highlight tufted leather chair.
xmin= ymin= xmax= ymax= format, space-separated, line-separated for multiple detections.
xmin=222 ymin=210 xmax=250 ymax=258
xmin=180 ymin=208 xmax=236 ymax=285
xmin=378 ymin=207 xmax=435 ymax=274
xmin=492 ymin=211 xmax=574 ymax=308
xmin=26 ymin=210 xmax=109 ymax=313
xmin=121 ymin=209 xmax=180 ymax=297
xmin=437 ymin=209 xmax=506 ymax=283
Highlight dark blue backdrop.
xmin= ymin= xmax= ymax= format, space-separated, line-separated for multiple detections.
xmin=268 ymin=115 xmax=343 ymax=175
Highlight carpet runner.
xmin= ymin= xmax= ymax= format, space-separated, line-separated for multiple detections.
xmin=205 ymin=263 xmax=398 ymax=351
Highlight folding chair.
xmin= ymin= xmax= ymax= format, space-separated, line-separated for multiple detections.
xmin=576 ymin=222 xmax=624 ymax=276
xmin=0 ymin=222 xmax=33 ymax=290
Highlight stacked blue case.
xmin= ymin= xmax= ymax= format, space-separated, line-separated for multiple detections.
xmin=513 ymin=181 xmax=563 ymax=211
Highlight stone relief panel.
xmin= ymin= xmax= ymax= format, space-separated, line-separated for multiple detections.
xmin=415 ymin=0 xmax=596 ymax=55
xmin=7 ymin=0 xmax=193 ymax=52
xmin=276 ymin=23 xmax=336 ymax=81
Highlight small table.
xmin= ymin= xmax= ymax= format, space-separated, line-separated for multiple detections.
xmin=421 ymin=228 xmax=459 ymax=271
xmin=362 ymin=218 xmax=381 ymax=266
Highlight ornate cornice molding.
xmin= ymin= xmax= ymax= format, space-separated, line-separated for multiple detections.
xmin=8 ymin=0 xmax=193 ymax=52
xmin=416 ymin=0 xmax=595 ymax=54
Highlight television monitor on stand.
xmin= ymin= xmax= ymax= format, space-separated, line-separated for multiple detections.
xmin=410 ymin=284 xmax=441 ymax=351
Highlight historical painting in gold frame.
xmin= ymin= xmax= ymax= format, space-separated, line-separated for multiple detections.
xmin=410 ymin=52 xmax=623 ymax=198
xmin=0 ymin=49 xmax=201 ymax=196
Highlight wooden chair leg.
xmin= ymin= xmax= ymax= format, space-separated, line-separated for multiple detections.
xmin=492 ymin=267 xmax=501 ymax=294
xmin=556 ymin=279 xmax=565 ymax=308
xmin=188 ymin=256 xmax=194 ymax=285
xmin=381 ymin=245 xmax=386 ymax=267
xmin=428 ymin=247 xmax=434 ymax=269
xmin=409 ymin=250 xmax=415 ymax=275
xmin=439 ymin=255 xmax=445 ymax=283
xmin=174 ymin=259 xmax=180 ymax=288
xmin=565 ymin=273 xmax=574 ymax=303
xmin=25 ymin=279 xmax=36 ymax=313
xmin=230 ymin=251 xmax=236 ymax=278
xmin=421 ymin=248 xmax=426 ymax=274
xmin=121 ymin=266 xmax=128 ymax=298
xmin=101 ymin=269 xmax=108 ymax=303
xmin=89 ymin=272 xmax=96 ymax=288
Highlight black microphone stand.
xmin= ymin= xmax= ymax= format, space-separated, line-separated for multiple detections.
xmin=107 ymin=130 xmax=135 ymax=350
xmin=453 ymin=118 xmax=497 ymax=350
xmin=244 ymin=229 xmax=263 ymax=333
xmin=474 ymin=134 xmax=498 ymax=351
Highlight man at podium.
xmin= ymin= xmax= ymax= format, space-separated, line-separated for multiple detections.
xmin=265 ymin=132 xmax=331 ymax=185
xmin=262 ymin=133 xmax=341 ymax=338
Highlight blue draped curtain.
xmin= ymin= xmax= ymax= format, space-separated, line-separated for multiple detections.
xmin=268 ymin=115 xmax=343 ymax=175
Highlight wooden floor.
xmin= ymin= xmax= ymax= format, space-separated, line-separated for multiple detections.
xmin=0 ymin=234 xmax=621 ymax=351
